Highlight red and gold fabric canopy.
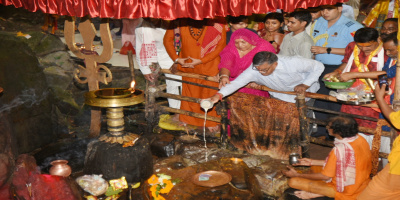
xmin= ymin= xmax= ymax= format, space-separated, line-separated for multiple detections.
xmin=1 ymin=0 xmax=347 ymax=20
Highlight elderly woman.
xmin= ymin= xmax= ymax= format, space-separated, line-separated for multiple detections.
xmin=283 ymin=116 xmax=372 ymax=200
xmin=219 ymin=28 xmax=275 ymax=96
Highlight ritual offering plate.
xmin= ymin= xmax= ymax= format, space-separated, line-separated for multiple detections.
xmin=192 ymin=171 xmax=232 ymax=187
xmin=333 ymin=92 xmax=375 ymax=105
xmin=323 ymin=78 xmax=355 ymax=89
xmin=95 ymin=88 xmax=132 ymax=99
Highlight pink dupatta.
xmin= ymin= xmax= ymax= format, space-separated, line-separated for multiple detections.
xmin=219 ymin=29 xmax=276 ymax=97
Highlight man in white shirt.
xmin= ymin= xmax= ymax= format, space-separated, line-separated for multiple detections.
xmin=279 ymin=11 xmax=314 ymax=59
xmin=205 ymin=51 xmax=324 ymax=104
xmin=136 ymin=19 xmax=182 ymax=109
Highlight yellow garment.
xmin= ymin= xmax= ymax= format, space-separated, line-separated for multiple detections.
xmin=390 ymin=111 xmax=400 ymax=129
xmin=388 ymin=130 xmax=400 ymax=175
xmin=363 ymin=0 xmax=399 ymax=27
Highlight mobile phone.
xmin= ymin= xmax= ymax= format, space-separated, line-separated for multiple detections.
xmin=378 ymin=74 xmax=389 ymax=91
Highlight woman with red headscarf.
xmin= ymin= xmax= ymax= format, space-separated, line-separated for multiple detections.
xmin=219 ymin=28 xmax=276 ymax=96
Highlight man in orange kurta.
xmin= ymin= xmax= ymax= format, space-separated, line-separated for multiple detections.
xmin=163 ymin=19 xmax=226 ymax=128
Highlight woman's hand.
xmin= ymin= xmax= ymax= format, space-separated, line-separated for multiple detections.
xmin=293 ymin=158 xmax=313 ymax=166
xmin=219 ymin=76 xmax=230 ymax=89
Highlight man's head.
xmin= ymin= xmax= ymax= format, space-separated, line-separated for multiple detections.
xmin=320 ymin=3 xmax=342 ymax=22
xmin=382 ymin=32 xmax=398 ymax=60
xmin=252 ymin=51 xmax=278 ymax=76
xmin=287 ymin=11 xmax=312 ymax=34
xmin=354 ymin=27 xmax=380 ymax=55
xmin=327 ymin=116 xmax=358 ymax=138
xmin=380 ymin=18 xmax=398 ymax=40
xmin=307 ymin=7 xmax=322 ymax=22
xmin=228 ymin=15 xmax=249 ymax=32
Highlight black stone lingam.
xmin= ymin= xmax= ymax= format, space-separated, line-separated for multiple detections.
xmin=83 ymin=88 xmax=153 ymax=183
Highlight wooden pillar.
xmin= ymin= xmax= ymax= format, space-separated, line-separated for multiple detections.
xmin=296 ymin=94 xmax=310 ymax=158
xmin=219 ymin=99 xmax=229 ymax=148
xmin=64 ymin=17 xmax=113 ymax=138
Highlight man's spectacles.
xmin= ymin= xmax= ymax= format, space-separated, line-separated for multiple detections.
xmin=252 ymin=65 xmax=269 ymax=73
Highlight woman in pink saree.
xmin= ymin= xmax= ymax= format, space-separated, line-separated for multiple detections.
xmin=218 ymin=28 xmax=276 ymax=97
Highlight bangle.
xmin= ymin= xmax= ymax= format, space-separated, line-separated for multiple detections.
xmin=216 ymin=93 xmax=223 ymax=101
xmin=334 ymin=69 xmax=342 ymax=74
xmin=175 ymin=58 xmax=179 ymax=63
xmin=220 ymin=74 xmax=229 ymax=79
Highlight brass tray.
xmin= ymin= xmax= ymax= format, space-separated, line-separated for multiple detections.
xmin=192 ymin=171 xmax=232 ymax=187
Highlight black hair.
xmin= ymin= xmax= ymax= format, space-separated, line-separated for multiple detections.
xmin=321 ymin=3 xmax=343 ymax=10
xmin=263 ymin=12 xmax=284 ymax=24
xmin=228 ymin=15 xmax=249 ymax=24
xmin=382 ymin=32 xmax=398 ymax=46
xmin=354 ymin=27 xmax=379 ymax=43
xmin=327 ymin=116 xmax=358 ymax=138
xmin=384 ymin=18 xmax=398 ymax=24
xmin=289 ymin=11 xmax=312 ymax=27
xmin=307 ymin=6 xmax=321 ymax=13
xmin=253 ymin=51 xmax=278 ymax=66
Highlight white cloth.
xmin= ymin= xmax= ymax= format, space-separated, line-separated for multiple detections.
xmin=135 ymin=25 xmax=182 ymax=109
xmin=279 ymin=31 xmax=314 ymax=59
xmin=219 ymin=55 xmax=324 ymax=103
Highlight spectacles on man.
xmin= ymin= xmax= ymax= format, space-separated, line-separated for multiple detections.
xmin=252 ymin=64 xmax=269 ymax=73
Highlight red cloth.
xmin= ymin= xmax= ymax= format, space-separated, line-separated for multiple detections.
xmin=219 ymin=28 xmax=275 ymax=97
xmin=0 ymin=0 xmax=347 ymax=20
xmin=340 ymin=42 xmax=387 ymax=129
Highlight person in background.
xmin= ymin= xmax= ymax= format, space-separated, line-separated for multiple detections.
xmin=357 ymin=81 xmax=400 ymax=199
xmin=163 ymin=18 xmax=226 ymax=132
xmin=310 ymin=3 xmax=363 ymax=138
xmin=120 ymin=18 xmax=143 ymax=55
xmin=379 ymin=18 xmax=398 ymax=40
xmin=305 ymin=7 xmax=322 ymax=36
xmin=283 ymin=116 xmax=372 ymax=200
xmin=136 ymin=18 xmax=182 ymax=110
xmin=258 ymin=12 xmax=285 ymax=53
xmin=226 ymin=15 xmax=257 ymax=44
xmin=279 ymin=11 xmax=314 ymax=58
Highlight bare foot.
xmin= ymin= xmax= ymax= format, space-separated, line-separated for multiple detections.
xmin=294 ymin=190 xmax=323 ymax=199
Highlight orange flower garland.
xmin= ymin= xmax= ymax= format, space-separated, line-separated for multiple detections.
xmin=147 ymin=174 xmax=178 ymax=200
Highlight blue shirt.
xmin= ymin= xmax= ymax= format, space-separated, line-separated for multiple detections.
xmin=313 ymin=15 xmax=363 ymax=65
xmin=219 ymin=56 xmax=324 ymax=103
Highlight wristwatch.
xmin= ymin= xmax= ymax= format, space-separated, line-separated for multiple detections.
xmin=326 ymin=47 xmax=332 ymax=54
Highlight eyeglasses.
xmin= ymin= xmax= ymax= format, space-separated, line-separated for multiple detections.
xmin=252 ymin=65 xmax=269 ymax=73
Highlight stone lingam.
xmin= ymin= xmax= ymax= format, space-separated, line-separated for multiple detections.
xmin=83 ymin=87 xmax=153 ymax=183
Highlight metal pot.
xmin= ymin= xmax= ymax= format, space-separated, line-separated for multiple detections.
xmin=49 ymin=160 xmax=72 ymax=177
xmin=289 ymin=153 xmax=300 ymax=165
